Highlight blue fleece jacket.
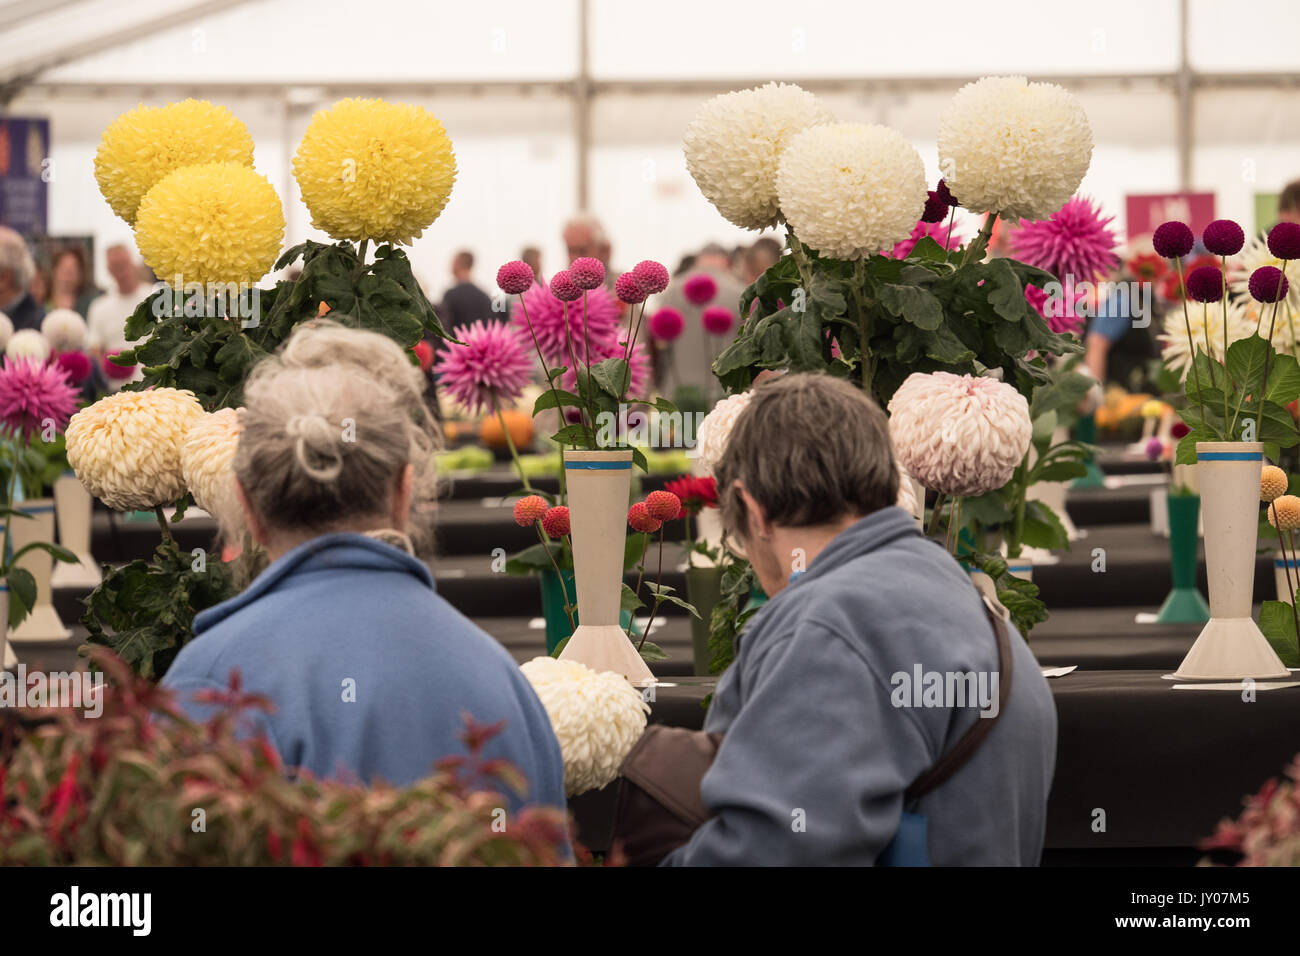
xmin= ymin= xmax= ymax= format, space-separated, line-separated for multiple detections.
xmin=663 ymin=507 xmax=1057 ymax=866
xmin=162 ymin=533 xmax=566 ymax=816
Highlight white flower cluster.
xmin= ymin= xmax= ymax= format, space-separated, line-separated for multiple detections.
xmin=937 ymin=75 xmax=1092 ymax=223
xmin=520 ymin=656 xmax=650 ymax=797
xmin=777 ymin=123 xmax=927 ymax=259
xmin=694 ymin=391 xmax=755 ymax=476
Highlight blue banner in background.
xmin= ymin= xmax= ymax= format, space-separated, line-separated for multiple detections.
xmin=0 ymin=116 xmax=50 ymax=234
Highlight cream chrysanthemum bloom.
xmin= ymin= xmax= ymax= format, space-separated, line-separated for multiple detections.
xmin=94 ymin=99 xmax=255 ymax=224
xmin=694 ymin=391 xmax=755 ymax=475
xmin=5 ymin=329 xmax=49 ymax=362
xmin=1230 ymin=232 xmax=1300 ymax=318
xmin=683 ymin=82 xmax=836 ymax=231
xmin=888 ymin=371 xmax=1032 ymax=497
xmin=520 ymin=656 xmax=650 ymax=796
xmin=181 ymin=407 xmax=243 ymax=527
xmin=776 ymin=122 xmax=927 ymax=258
xmin=292 ymin=98 xmax=456 ymax=245
xmin=66 ymin=388 xmax=205 ymax=511
xmin=41 ymin=308 xmax=88 ymax=352
xmin=895 ymin=460 xmax=920 ymax=518
xmin=134 ymin=162 xmax=285 ymax=288
xmin=937 ymin=76 xmax=1092 ymax=223
xmin=1158 ymin=297 xmax=1254 ymax=379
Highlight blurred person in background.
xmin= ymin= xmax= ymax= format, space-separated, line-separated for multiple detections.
xmin=651 ymin=242 xmax=745 ymax=398
xmin=49 ymin=245 xmax=98 ymax=316
xmin=29 ymin=264 xmax=49 ymax=310
xmin=161 ymin=321 xmax=567 ymax=822
xmin=743 ymin=236 xmax=783 ymax=284
xmin=439 ymin=250 xmax=495 ymax=332
xmin=0 ymin=226 xmax=44 ymax=331
xmin=1277 ymin=179 xmax=1300 ymax=226
xmin=521 ymin=245 xmax=543 ymax=284
xmin=563 ymin=213 xmax=607 ymax=264
xmin=87 ymin=243 xmax=143 ymax=362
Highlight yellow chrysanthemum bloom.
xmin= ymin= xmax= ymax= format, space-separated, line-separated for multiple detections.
xmin=66 ymin=388 xmax=206 ymax=512
xmin=134 ymin=163 xmax=285 ymax=288
xmin=181 ymin=407 xmax=243 ymax=525
xmin=94 ymin=99 xmax=255 ymax=224
xmin=292 ymin=98 xmax=456 ymax=245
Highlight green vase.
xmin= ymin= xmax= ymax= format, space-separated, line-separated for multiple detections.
xmin=686 ymin=565 xmax=724 ymax=676
xmin=1071 ymin=412 xmax=1106 ymax=489
xmin=538 ymin=569 xmax=638 ymax=655
xmin=1155 ymin=493 xmax=1210 ymax=623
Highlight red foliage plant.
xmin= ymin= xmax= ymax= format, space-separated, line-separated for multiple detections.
xmin=1202 ymin=754 xmax=1300 ymax=866
xmin=0 ymin=650 xmax=576 ymax=866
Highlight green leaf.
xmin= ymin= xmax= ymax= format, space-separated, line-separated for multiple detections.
xmin=1021 ymin=499 xmax=1070 ymax=551
xmin=6 ymin=567 xmax=36 ymax=628
xmin=878 ymin=284 xmax=944 ymax=331
xmin=1266 ymin=352 xmax=1300 ymax=405
xmin=637 ymin=640 xmax=669 ymax=663
xmin=983 ymin=258 xmax=1027 ymax=322
xmin=532 ymin=389 xmax=582 ymax=414
xmin=1259 ymin=600 xmax=1300 ymax=667
xmin=1225 ymin=335 xmax=1269 ymax=400
xmin=905 ymin=235 xmax=951 ymax=264
xmin=620 ymin=583 xmax=645 ymax=614
xmin=503 ymin=541 xmax=565 ymax=574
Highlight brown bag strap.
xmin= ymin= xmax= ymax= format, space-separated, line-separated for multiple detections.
xmin=903 ymin=597 xmax=1013 ymax=803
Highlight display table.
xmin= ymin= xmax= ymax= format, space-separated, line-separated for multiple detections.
xmin=569 ymin=670 xmax=1300 ymax=859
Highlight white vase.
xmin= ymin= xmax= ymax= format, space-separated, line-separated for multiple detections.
xmin=51 ymin=472 xmax=101 ymax=589
xmin=1150 ymin=485 xmax=1169 ymax=536
xmin=6 ymin=497 xmax=72 ymax=643
xmin=1173 ymin=442 xmax=1288 ymax=679
xmin=557 ymin=449 xmax=654 ymax=685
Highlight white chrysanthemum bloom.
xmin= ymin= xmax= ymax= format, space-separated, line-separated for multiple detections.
xmin=1158 ymin=297 xmax=1255 ymax=380
xmin=937 ymin=75 xmax=1093 ymax=223
xmin=694 ymin=391 xmax=755 ymax=475
xmin=40 ymin=308 xmax=88 ymax=352
xmin=1229 ymin=231 xmax=1300 ymax=318
xmin=66 ymin=388 xmax=206 ymax=511
xmin=0 ymin=312 xmax=12 ymax=353
xmin=5 ymin=328 xmax=50 ymax=362
xmin=181 ymin=407 xmax=243 ymax=529
xmin=520 ymin=656 xmax=650 ymax=796
xmin=888 ymin=371 xmax=1032 ymax=496
xmin=776 ymin=123 xmax=927 ymax=258
xmin=683 ymin=82 xmax=836 ymax=230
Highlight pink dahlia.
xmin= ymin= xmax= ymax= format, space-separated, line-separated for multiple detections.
xmin=1024 ymin=284 xmax=1085 ymax=336
xmin=886 ymin=371 xmax=1032 ymax=497
xmin=632 ymin=260 xmax=670 ymax=295
xmin=549 ymin=270 xmax=582 ymax=302
xmin=55 ymin=350 xmax=92 ymax=385
xmin=103 ymin=351 xmax=137 ymax=380
xmin=702 ymin=306 xmax=735 ymax=336
xmin=1011 ymin=195 xmax=1119 ymax=283
xmin=434 ymin=320 xmax=534 ymax=415
xmin=512 ymin=281 xmax=621 ymax=367
xmin=682 ymin=274 xmax=717 ymax=306
xmin=497 ymin=260 xmax=535 ymax=295
xmin=648 ymin=307 xmax=685 ymax=341
xmin=891 ymin=220 xmax=964 ymax=260
xmin=569 ymin=257 xmax=606 ymax=291
xmin=0 ymin=356 xmax=80 ymax=440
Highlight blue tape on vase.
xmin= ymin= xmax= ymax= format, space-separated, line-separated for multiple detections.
xmin=1197 ymin=452 xmax=1263 ymax=461
xmin=565 ymin=461 xmax=633 ymax=470
xmin=1277 ymin=559 xmax=1300 ymax=569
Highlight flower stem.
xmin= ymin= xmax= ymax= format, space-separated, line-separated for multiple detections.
xmin=493 ymin=394 xmax=531 ymax=492
xmin=1 ymin=445 xmax=19 ymax=574
xmin=517 ymin=295 xmax=570 ymax=457
xmin=1175 ymin=258 xmax=1208 ymax=425
xmin=154 ymin=505 xmax=173 ymax=546
xmin=1259 ymin=263 xmax=1290 ymax=431
xmin=638 ymin=528 xmax=666 ymax=653
xmin=1221 ymin=256 xmax=1231 ymax=426
xmin=626 ymin=531 xmax=649 ymax=642
xmin=535 ymin=522 xmax=574 ymax=630
xmin=927 ymin=492 xmax=947 ymax=539
xmin=962 ymin=212 xmax=998 ymax=267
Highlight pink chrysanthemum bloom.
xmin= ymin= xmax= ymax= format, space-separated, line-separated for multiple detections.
xmin=887 ymin=371 xmax=1032 ymax=497
xmin=1024 ymin=284 xmax=1085 ymax=335
xmin=1011 ymin=195 xmax=1119 ymax=283
xmin=632 ymin=260 xmax=670 ymax=295
xmin=512 ymin=281 xmax=621 ymax=366
xmin=497 ymin=260 xmax=535 ymax=295
xmin=434 ymin=319 xmax=534 ymax=415
xmin=683 ymin=274 xmax=718 ymax=306
xmin=569 ymin=257 xmax=605 ymax=291
xmin=890 ymin=220 xmax=964 ymax=260
xmin=0 ymin=356 xmax=80 ymax=440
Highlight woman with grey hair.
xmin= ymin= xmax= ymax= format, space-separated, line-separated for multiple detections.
xmin=0 ymin=226 xmax=44 ymax=332
xmin=162 ymin=321 xmax=566 ymax=822
xmin=662 ymin=373 xmax=1057 ymax=866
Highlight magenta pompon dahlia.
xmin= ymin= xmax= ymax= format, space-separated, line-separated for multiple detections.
xmin=497 ymin=260 xmax=535 ymax=295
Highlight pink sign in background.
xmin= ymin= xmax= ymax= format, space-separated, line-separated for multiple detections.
xmin=1125 ymin=192 xmax=1217 ymax=242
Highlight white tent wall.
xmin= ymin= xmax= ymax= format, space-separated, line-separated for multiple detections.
xmin=2 ymin=0 xmax=1298 ymax=297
